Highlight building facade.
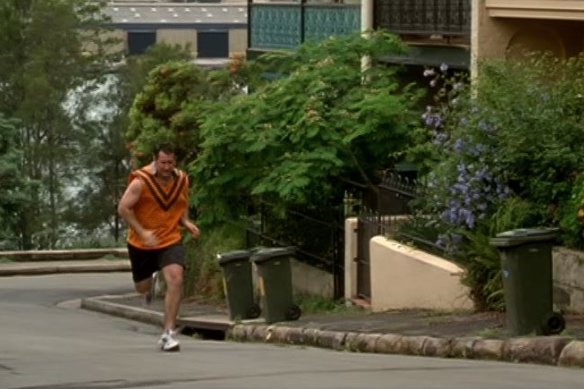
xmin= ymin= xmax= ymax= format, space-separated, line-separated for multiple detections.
xmin=105 ymin=1 xmax=248 ymax=62
xmin=472 ymin=0 xmax=584 ymax=74
xmin=247 ymin=0 xmax=471 ymax=70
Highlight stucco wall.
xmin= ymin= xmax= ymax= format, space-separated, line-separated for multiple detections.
xmin=369 ymin=237 xmax=474 ymax=312
xmin=157 ymin=28 xmax=197 ymax=55
xmin=553 ymin=247 xmax=584 ymax=313
xmin=343 ymin=222 xmax=584 ymax=314
xmin=472 ymin=0 xmax=584 ymax=75
xmin=291 ymin=260 xmax=334 ymax=299
xmin=344 ymin=217 xmax=358 ymax=302
xmin=228 ymin=28 xmax=247 ymax=56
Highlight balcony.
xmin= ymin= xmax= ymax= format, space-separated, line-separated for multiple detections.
xmin=248 ymin=1 xmax=361 ymax=51
xmin=248 ymin=0 xmax=471 ymax=68
xmin=486 ymin=0 xmax=584 ymax=21
xmin=248 ymin=0 xmax=470 ymax=53
xmin=375 ymin=0 xmax=471 ymax=37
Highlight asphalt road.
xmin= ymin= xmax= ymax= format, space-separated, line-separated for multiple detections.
xmin=2 ymin=273 xmax=584 ymax=389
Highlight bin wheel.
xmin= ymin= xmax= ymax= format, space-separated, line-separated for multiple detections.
xmin=246 ymin=304 xmax=261 ymax=319
xmin=285 ymin=304 xmax=302 ymax=321
xmin=541 ymin=312 xmax=565 ymax=335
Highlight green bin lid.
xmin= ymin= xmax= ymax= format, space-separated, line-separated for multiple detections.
xmin=490 ymin=227 xmax=559 ymax=248
xmin=217 ymin=249 xmax=252 ymax=265
xmin=250 ymin=247 xmax=296 ymax=264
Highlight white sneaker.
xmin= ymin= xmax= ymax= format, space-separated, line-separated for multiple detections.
xmin=159 ymin=329 xmax=180 ymax=352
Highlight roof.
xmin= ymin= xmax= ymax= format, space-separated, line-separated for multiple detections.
xmin=105 ymin=2 xmax=248 ymax=25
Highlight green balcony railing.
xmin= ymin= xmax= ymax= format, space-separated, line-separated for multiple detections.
xmin=249 ymin=1 xmax=361 ymax=51
xmin=248 ymin=0 xmax=470 ymax=52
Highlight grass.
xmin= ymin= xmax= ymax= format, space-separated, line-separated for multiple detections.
xmin=295 ymin=293 xmax=363 ymax=315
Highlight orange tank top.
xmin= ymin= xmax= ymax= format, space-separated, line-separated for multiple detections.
xmin=127 ymin=167 xmax=189 ymax=250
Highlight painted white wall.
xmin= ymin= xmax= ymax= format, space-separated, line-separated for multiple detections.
xmin=344 ymin=217 xmax=358 ymax=302
xmin=369 ymin=237 xmax=474 ymax=312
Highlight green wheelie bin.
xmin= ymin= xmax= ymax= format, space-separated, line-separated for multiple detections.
xmin=490 ymin=228 xmax=565 ymax=336
xmin=217 ymin=250 xmax=261 ymax=321
xmin=251 ymin=247 xmax=301 ymax=324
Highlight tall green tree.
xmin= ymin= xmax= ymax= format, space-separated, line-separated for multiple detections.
xmin=191 ymin=32 xmax=422 ymax=224
xmin=126 ymin=60 xmax=238 ymax=167
xmin=0 ymin=114 xmax=36 ymax=249
xmin=0 ymin=0 xmax=119 ymax=248
xmin=66 ymin=43 xmax=194 ymax=244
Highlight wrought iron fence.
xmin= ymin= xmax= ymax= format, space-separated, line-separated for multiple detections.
xmin=245 ymin=200 xmax=345 ymax=299
xmin=352 ymin=171 xmax=423 ymax=299
xmin=374 ymin=0 xmax=471 ymax=36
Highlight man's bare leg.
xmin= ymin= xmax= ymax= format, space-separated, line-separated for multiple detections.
xmin=134 ymin=277 xmax=152 ymax=295
xmin=162 ymin=263 xmax=184 ymax=330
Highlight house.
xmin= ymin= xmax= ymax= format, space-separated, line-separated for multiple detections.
xmin=104 ymin=1 xmax=248 ymax=65
xmin=472 ymin=0 xmax=584 ymax=74
xmin=247 ymin=0 xmax=471 ymax=72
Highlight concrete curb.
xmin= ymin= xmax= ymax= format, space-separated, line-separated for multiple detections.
xmin=81 ymin=295 xmax=163 ymax=326
xmin=0 ymin=260 xmax=131 ymax=277
xmin=81 ymin=295 xmax=232 ymax=332
xmin=0 ymin=248 xmax=128 ymax=261
xmin=79 ymin=295 xmax=584 ymax=368
xmin=226 ymin=324 xmax=584 ymax=367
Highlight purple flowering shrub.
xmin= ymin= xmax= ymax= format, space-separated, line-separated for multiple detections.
xmin=415 ymin=65 xmax=511 ymax=250
xmin=402 ymin=54 xmax=584 ymax=310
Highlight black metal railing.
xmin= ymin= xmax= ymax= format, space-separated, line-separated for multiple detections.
xmin=375 ymin=0 xmax=471 ymax=36
xmin=245 ymin=200 xmax=345 ymax=299
xmin=351 ymin=172 xmax=420 ymax=299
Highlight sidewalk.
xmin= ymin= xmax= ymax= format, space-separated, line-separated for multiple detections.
xmin=0 ymin=259 xmax=130 ymax=276
xmin=3 ymin=259 xmax=584 ymax=368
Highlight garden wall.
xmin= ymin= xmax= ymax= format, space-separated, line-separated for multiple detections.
xmin=369 ymin=236 xmax=474 ymax=312
xmin=343 ymin=216 xmax=584 ymax=314
xmin=553 ymin=247 xmax=584 ymax=314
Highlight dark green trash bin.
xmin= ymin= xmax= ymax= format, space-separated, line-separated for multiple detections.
xmin=490 ymin=228 xmax=564 ymax=336
xmin=251 ymin=247 xmax=301 ymax=324
xmin=217 ymin=250 xmax=261 ymax=321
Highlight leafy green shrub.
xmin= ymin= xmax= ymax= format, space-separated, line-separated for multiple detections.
xmin=127 ymin=60 xmax=237 ymax=167
xmin=183 ymin=221 xmax=247 ymax=302
xmin=407 ymin=53 xmax=584 ymax=310
xmin=191 ymin=31 xmax=423 ymax=224
xmin=558 ymin=174 xmax=584 ymax=249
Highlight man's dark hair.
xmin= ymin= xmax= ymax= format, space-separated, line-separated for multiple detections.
xmin=153 ymin=143 xmax=177 ymax=157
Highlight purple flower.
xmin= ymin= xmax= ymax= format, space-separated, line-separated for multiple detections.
xmin=436 ymin=234 xmax=447 ymax=248
xmin=433 ymin=131 xmax=449 ymax=146
xmin=453 ymin=138 xmax=465 ymax=153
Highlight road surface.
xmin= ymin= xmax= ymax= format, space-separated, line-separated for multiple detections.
xmin=2 ymin=273 xmax=584 ymax=389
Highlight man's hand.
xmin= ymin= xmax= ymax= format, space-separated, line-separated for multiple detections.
xmin=140 ymin=230 xmax=159 ymax=247
xmin=182 ymin=220 xmax=200 ymax=238
xmin=578 ymin=207 xmax=584 ymax=224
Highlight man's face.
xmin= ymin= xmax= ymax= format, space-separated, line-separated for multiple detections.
xmin=154 ymin=151 xmax=176 ymax=178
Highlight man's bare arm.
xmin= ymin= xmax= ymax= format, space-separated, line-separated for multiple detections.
xmin=180 ymin=210 xmax=200 ymax=238
xmin=118 ymin=179 xmax=158 ymax=246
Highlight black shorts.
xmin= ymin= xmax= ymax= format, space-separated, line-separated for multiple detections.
xmin=127 ymin=243 xmax=186 ymax=283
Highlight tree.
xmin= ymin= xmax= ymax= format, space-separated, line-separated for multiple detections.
xmin=0 ymin=114 xmax=36 ymax=249
xmin=126 ymin=60 xmax=237 ymax=167
xmin=0 ymin=0 xmax=120 ymax=248
xmin=65 ymin=43 xmax=195 ymax=243
xmin=191 ymin=32 xmax=423 ymax=224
